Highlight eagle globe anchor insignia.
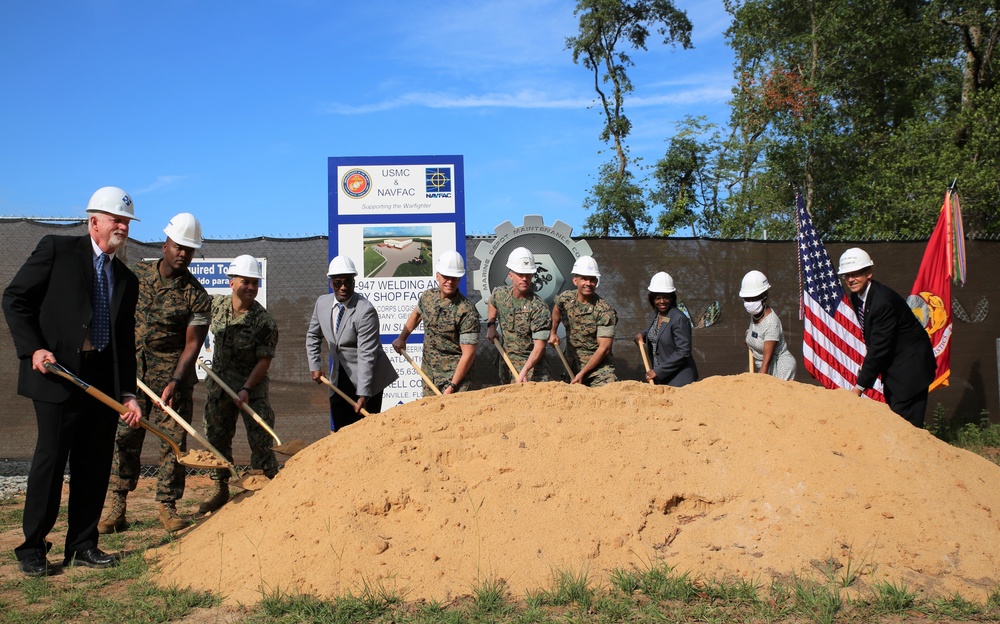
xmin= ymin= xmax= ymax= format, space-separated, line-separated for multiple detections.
xmin=472 ymin=216 xmax=593 ymax=317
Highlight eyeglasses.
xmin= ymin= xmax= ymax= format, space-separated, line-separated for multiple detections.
xmin=330 ymin=278 xmax=355 ymax=288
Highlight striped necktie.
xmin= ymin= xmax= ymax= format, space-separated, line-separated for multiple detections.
xmin=92 ymin=253 xmax=111 ymax=351
xmin=334 ymin=303 xmax=345 ymax=336
xmin=855 ymin=296 xmax=865 ymax=332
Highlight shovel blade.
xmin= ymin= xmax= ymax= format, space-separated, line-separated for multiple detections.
xmin=231 ymin=471 xmax=270 ymax=491
xmin=177 ymin=451 xmax=235 ymax=471
xmin=272 ymin=439 xmax=307 ymax=456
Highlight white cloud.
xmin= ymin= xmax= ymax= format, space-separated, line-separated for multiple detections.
xmin=133 ymin=175 xmax=187 ymax=195
xmin=324 ymin=83 xmax=730 ymax=115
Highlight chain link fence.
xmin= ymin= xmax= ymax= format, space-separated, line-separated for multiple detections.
xmin=1 ymin=219 xmax=997 ymax=470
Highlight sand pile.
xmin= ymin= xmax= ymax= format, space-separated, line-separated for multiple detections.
xmin=151 ymin=375 xmax=1000 ymax=604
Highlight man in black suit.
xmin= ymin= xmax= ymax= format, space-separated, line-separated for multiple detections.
xmin=838 ymin=247 xmax=936 ymax=427
xmin=2 ymin=186 xmax=143 ymax=577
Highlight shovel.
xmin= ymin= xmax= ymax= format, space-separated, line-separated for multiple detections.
xmin=399 ymin=350 xmax=443 ymax=396
xmin=637 ymin=342 xmax=655 ymax=385
xmin=550 ymin=339 xmax=575 ymax=380
xmin=43 ymin=362 xmax=224 ymax=470
xmin=135 ymin=378 xmax=239 ymax=480
xmin=318 ymin=375 xmax=371 ymax=417
xmin=748 ymin=347 xmax=755 ymax=373
xmin=196 ymin=359 xmax=307 ymax=456
xmin=493 ymin=340 xmax=521 ymax=380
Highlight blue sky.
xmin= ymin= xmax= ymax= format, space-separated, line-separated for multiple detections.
xmin=0 ymin=0 xmax=735 ymax=243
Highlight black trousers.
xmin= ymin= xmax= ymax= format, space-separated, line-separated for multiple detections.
xmin=885 ymin=385 xmax=929 ymax=429
xmin=16 ymin=350 xmax=119 ymax=561
xmin=329 ymin=364 xmax=384 ymax=432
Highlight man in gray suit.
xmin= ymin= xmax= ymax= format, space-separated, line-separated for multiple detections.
xmin=307 ymin=255 xmax=398 ymax=431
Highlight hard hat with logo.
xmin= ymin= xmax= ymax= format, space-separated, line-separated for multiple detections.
xmin=648 ymin=271 xmax=676 ymax=294
xmin=435 ymin=251 xmax=466 ymax=278
xmin=837 ymin=248 xmax=874 ymax=275
xmin=85 ymin=186 xmax=139 ymax=221
xmin=226 ymin=254 xmax=263 ymax=279
xmin=571 ymin=255 xmax=601 ymax=278
xmin=163 ymin=212 xmax=203 ymax=249
xmin=327 ymin=255 xmax=359 ymax=276
xmin=506 ymin=247 xmax=537 ymax=274
xmin=739 ymin=270 xmax=770 ymax=298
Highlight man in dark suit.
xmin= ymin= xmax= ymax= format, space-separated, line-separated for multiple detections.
xmin=307 ymin=255 xmax=398 ymax=432
xmin=2 ymin=186 xmax=142 ymax=577
xmin=838 ymin=247 xmax=936 ymax=427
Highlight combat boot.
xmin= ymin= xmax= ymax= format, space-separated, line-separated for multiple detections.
xmin=158 ymin=501 xmax=188 ymax=532
xmin=97 ymin=491 xmax=128 ymax=534
xmin=197 ymin=481 xmax=230 ymax=514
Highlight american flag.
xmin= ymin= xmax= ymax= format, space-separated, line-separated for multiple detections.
xmin=797 ymin=195 xmax=884 ymax=401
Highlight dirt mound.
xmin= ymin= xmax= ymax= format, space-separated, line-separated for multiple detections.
xmin=150 ymin=375 xmax=1000 ymax=605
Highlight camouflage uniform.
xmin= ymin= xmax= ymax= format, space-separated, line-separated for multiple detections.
xmin=204 ymin=294 xmax=279 ymax=481
xmin=110 ymin=259 xmax=211 ymax=502
xmin=489 ymin=285 xmax=551 ymax=382
xmin=553 ymin=289 xmax=618 ymax=387
xmin=418 ymin=287 xmax=480 ymax=396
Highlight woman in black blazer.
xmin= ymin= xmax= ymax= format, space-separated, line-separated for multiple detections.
xmin=634 ymin=272 xmax=698 ymax=387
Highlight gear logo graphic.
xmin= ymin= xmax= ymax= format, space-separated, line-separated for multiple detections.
xmin=472 ymin=215 xmax=592 ymax=317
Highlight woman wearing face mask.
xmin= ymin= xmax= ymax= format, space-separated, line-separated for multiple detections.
xmin=740 ymin=270 xmax=796 ymax=380
xmin=633 ymin=271 xmax=698 ymax=387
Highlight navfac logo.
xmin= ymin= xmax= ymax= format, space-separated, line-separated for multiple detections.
xmin=342 ymin=169 xmax=372 ymax=199
xmin=425 ymin=167 xmax=452 ymax=198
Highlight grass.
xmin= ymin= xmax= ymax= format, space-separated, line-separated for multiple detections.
xmin=4 ymin=483 xmax=1000 ymax=622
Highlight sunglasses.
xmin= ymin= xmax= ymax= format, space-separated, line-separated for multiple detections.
xmin=330 ymin=278 xmax=355 ymax=288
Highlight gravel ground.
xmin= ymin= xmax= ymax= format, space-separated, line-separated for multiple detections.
xmin=0 ymin=461 xmax=30 ymax=499
xmin=0 ymin=461 xmax=243 ymax=499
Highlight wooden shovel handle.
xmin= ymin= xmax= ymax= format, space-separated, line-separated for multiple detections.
xmin=399 ymin=350 xmax=443 ymax=396
xmin=638 ymin=342 xmax=655 ymax=385
xmin=551 ymin=340 xmax=575 ymax=379
xmin=318 ymin=375 xmax=372 ymax=417
xmin=493 ymin=340 xmax=521 ymax=379
xmin=135 ymin=378 xmax=238 ymax=479
xmin=197 ymin=359 xmax=282 ymax=446
xmin=43 ymin=363 xmax=185 ymax=459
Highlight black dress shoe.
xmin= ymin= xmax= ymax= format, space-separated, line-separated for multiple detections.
xmin=63 ymin=547 xmax=118 ymax=569
xmin=18 ymin=552 xmax=54 ymax=577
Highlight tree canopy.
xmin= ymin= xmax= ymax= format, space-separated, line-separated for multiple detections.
xmin=567 ymin=0 xmax=693 ymax=236
xmin=573 ymin=0 xmax=1000 ymax=238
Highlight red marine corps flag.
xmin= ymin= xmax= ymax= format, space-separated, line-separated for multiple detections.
xmin=908 ymin=188 xmax=966 ymax=390
xmin=796 ymin=194 xmax=885 ymax=401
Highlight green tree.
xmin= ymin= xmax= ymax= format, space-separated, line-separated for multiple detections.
xmin=567 ymin=0 xmax=692 ymax=235
xmin=701 ymin=0 xmax=1000 ymax=239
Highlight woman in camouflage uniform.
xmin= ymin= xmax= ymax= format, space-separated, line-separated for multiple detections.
xmin=198 ymin=255 xmax=279 ymax=513
xmin=392 ymin=251 xmax=479 ymax=396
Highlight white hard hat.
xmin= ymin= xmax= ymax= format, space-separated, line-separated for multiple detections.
xmin=647 ymin=271 xmax=676 ymax=294
xmin=162 ymin=212 xmax=203 ymax=249
xmin=85 ymin=186 xmax=139 ymax=221
xmin=571 ymin=255 xmax=601 ymax=278
xmin=327 ymin=255 xmax=358 ymax=276
xmin=435 ymin=251 xmax=466 ymax=278
xmin=226 ymin=254 xmax=263 ymax=279
xmin=739 ymin=270 xmax=770 ymax=298
xmin=837 ymin=247 xmax=874 ymax=275
xmin=506 ymin=247 xmax=537 ymax=274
